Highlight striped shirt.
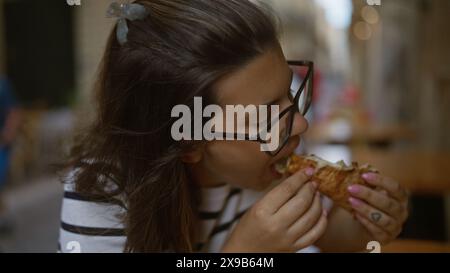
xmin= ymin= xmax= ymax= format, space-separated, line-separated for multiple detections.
xmin=58 ymin=171 xmax=332 ymax=253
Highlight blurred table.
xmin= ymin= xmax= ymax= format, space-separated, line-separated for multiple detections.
xmin=308 ymin=145 xmax=450 ymax=194
xmin=351 ymin=148 xmax=450 ymax=195
xmin=383 ymin=239 xmax=450 ymax=253
xmin=305 ymin=121 xmax=416 ymax=145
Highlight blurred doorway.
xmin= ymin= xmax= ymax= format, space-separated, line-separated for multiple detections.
xmin=3 ymin=0 xmax=75 ymax=107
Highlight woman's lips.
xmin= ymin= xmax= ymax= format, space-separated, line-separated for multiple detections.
xmin=269 ymin=136 xmax=301 ymax=176
xmin=274 ymin=136 xmax=300 ymax=162
xmin=270 ymin=164 xmax=282 ymax=178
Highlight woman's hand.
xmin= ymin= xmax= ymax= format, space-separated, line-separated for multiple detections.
xmin=222 ymin=168 xmax=328 ymax=253
xmin=347 ymin=173 xmax=409 ymax=245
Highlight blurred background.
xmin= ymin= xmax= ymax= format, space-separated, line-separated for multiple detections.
xmin=0 ymin=0 xmax=449 ymax=253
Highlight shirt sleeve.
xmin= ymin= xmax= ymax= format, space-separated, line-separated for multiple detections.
xmin=59 ymin=170 xmax=127 ymax=253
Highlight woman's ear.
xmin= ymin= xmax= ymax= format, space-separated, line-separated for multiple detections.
xmin=180 ymin=145 xmax=204 ymax=164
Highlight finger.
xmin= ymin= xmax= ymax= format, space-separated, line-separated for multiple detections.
xmin=362 ymin=173 xmax=408 ymax=201
xmin=349 ymin=197 xmax=398 ymax=235
xmin=293 ymin=209 xmax=328 ymax=250
xmin=348 ymin=185 xmax=403 ymax=218
xmin=261 ymin=168 xmax=314 ymax=214
xmin=286 ymin=191 xmax=322 ymax=233
xmin=355 ymin=214 xmax=390 ymax=245
xmin=275 ymin=182 xmax=318 ymax=226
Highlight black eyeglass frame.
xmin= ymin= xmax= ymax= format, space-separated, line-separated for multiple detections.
xmin=213 ymin=60 xmax=314 ymax=156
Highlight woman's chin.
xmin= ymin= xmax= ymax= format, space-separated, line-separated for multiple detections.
xmin=231 ymin=169 xmax=281 ymax=192
xmin=252 ymin=176 xmax=278 ymax=192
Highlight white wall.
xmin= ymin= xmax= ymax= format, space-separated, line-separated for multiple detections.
xmin=73 ymin=0 xmax=114 ymax=125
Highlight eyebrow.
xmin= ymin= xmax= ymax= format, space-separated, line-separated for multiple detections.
xmin=262 ymin=70 xmax=293 ymax=106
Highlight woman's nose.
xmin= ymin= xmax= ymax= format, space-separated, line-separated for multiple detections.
xmin=290 ymin=113 xmax=309 ymax=137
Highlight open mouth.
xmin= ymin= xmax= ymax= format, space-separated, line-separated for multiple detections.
xmin=270 ymin=136 xmax=302 ymax=175
xmin=273 ymin=156 xmax=292 ymax=175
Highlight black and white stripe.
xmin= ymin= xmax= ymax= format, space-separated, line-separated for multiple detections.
xmin=59 ymin=175 xmax=335 ymax=253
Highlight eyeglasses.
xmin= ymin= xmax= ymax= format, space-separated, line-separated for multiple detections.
xmin=212 ymin=60 xmax=314 ymax=156
xmin=263 ymin=60 xmax=314 ymax=156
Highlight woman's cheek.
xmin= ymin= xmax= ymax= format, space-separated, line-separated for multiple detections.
xmin=205 ymin=141 xmax=270 ymax=188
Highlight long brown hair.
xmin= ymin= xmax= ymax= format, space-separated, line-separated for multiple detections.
xmin=66 ymin=0 xmax=280 ymax=252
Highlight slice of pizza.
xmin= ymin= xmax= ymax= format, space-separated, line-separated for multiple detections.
xmin=275 ymin=154 xmax=378 ymax=211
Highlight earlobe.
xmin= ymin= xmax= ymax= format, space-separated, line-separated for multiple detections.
xmin=180 ymin=147 xmax=203 ymax=164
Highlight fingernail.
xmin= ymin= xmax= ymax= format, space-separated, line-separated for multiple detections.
xmin=305 ymin=168 xmax=315 ymax=176
xmin=348 ymin=185 xmax=361 ymax=194
xmin=362 ymin=173 xmax=376 ymax=182
xmin=349 ymin=197 xmax=363 ymax=207
xmin=312 ymin=181 xmax=319 ymax=190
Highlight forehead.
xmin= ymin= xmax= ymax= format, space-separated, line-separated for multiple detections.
xmin=213 ymin=47 xmax=291 ymax=107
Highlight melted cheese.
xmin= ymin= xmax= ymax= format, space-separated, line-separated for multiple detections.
xmin=304 ymin=155 xmax=354 ymax=172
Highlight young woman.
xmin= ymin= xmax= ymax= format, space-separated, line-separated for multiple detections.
xmin=59 ymin=0 xmax=409 ymax=253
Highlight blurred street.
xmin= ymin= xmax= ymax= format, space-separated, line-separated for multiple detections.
xmin=0 ymin=176 xmax=62 ymax=253
xmin=0 ymin=0 xmax=449 ymax=253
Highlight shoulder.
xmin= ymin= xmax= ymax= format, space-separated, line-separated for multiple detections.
xmin=59 ymin=169 xmax=127 ymax=253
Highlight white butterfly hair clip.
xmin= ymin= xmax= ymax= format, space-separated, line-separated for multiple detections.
xmin=107 ymin=1 xmax=149 ymax=45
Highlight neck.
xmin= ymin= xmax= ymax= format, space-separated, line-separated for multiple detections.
xmin=187 ymin=162 xmax=227 ymax=189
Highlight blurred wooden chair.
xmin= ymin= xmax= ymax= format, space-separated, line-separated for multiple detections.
xmin=383 ymin=239 xmax=450 ymax=253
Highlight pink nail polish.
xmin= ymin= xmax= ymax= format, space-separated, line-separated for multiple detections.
xmin=348 ymin=185 xmax=360 ymax=194
xmin=312 ymin=181 xmax=319 ymax=189
xmin=362 ymin=173 xmax=376 ymax=181
xmin=348 ymin=197 xmax=363 ymax=207
xmin=305 ymin=168 xmax=315 ymax=176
